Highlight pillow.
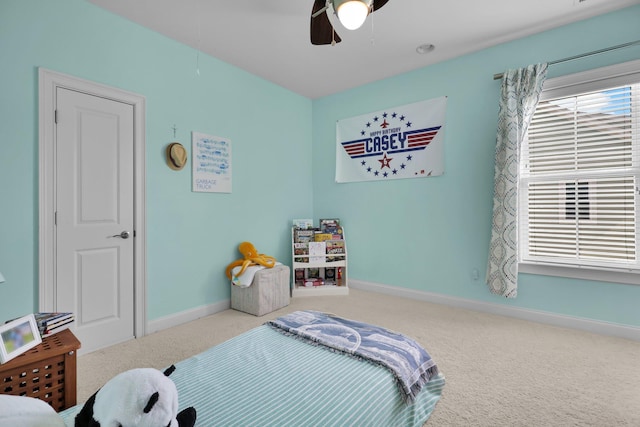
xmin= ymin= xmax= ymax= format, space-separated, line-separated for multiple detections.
xmin=0 ymin=394 xmax=65 ymax=427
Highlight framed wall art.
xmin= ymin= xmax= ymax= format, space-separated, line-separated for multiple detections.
xmin=192 ymin=132 xmax=232 ymax=193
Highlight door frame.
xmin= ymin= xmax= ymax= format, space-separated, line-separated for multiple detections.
xmin=38 ymin=68 xmax=147 ymax=339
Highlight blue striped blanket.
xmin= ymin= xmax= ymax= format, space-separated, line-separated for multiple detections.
xmin=267 ymin=310 xmax=439 ymax=404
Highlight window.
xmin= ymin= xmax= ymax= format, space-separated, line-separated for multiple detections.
xmin=519 ymin=60 xmax=640 ymax=282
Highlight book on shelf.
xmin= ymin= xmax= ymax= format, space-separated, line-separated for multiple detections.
xmin=306 ymin=267 xmax=320 ymax=279
xmin=324 ymin=267 xmax=336 ymax=280
xmin=292 ymin=219 xmax=313 ymax=229
xmin=34 ymin=312 xmax=75 ymax=336
xmin=42 ymin=320 xmax=74 ymax=336
xmin=294 ymin=242 xmax=309 ymax=254
xmin=4 ymin=311 xmax=75 ymax=337
xmin=319 ymin=218 xmax=340 ymax=230
xmin=314 ymin=232 xmax=333 ymax=242
xmin=304 ymin=278 xmax=324 ymax=287
xmin=36 ymin=311 xmax=72 ymax=324
xmin=308 ymin=241 xmax=326 ymax=263
xmin=326 ymin=240 xmax=345 ymax=261
xmin=319 ymin=218 xmax=342 ymax=238
xmin=326 ymin=240 xmax=345 ymax=254
xmin=294 ymin=228 xmax=316 ymax=243
xmin=7 ymin=312 xmax=73 ymax=328
xmin=294 ymin=242 xmax=309 ymax=263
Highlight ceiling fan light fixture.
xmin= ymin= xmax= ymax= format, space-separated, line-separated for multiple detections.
xmin=334 ymin=0 xmax=371 ymax=30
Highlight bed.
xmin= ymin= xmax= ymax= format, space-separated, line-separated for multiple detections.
xmin=59 ymin=311 xmax=445 ymax=426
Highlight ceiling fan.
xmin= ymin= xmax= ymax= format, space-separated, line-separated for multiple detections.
xmin=310 ymin=0 xmax=390 ymax=45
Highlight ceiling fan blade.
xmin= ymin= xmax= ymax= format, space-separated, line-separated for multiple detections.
xmin=310 ymin=0 xmax=341 ymax=45
xmin=311 ymin=3 xmax=328 ymax=18
xmin=372 ymin=0 xmax=390 ymax=12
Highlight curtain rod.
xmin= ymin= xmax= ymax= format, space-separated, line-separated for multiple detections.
xmin=492 ymin=39 xmax=640 ymax=80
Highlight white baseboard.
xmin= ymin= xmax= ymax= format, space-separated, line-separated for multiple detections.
xmin=349 ymin=280 xmax=640 ymax=342
xmin=145 ymin=282 xmax=640 ymax=342
xmin=146 ymin=299 xmax=231 ymax=335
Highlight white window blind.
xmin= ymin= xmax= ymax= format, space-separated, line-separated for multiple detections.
xmin=520 ymin=62 xmax=640 ymax=272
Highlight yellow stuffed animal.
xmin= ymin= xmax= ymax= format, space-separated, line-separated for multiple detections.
xmin=225 ymin=242 xmax=276 ymax=280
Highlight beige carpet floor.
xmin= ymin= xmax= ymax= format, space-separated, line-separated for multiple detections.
xmin=76 ymin=289 xmax=640 ymax=426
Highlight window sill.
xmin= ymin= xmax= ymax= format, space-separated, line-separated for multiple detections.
xmin=519 ymin=262 xmax=640 ymax=286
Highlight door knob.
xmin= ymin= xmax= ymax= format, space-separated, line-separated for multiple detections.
xmin=112 ymin=231 xmax=130 ymax=239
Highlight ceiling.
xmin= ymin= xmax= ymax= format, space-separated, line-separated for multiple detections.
xmin=87 ymin=0 xmax=640 ymax=99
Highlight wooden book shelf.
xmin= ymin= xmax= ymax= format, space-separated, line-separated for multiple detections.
xmin=0 ymin=329 xmax=81 ymax=412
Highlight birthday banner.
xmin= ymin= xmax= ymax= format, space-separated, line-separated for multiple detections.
xmin=336 ymin=97 xmax=446 ymax=183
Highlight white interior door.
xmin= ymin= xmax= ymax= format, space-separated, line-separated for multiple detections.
xmin=55 ymin=87 xmax=135 ymax=353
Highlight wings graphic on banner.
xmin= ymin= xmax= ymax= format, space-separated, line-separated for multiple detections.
xmin=341 ymin=126 xmax=441 ymax=158
xmin=335 ymin=97 xmax=447 ymax=183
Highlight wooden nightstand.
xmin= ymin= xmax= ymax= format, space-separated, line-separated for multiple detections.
xmin=0 ymin=328 xmax=81 ymax=411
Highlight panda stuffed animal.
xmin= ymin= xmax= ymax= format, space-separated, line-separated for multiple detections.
xmin=75 ymin=365 xmax=196 ymax=427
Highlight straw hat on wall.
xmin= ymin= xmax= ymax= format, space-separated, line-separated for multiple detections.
xmin=166 ymin=143 xmax=187 ymax=170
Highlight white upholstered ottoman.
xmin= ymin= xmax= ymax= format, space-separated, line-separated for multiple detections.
xmin=231 ymin=265 xmax=290 ymax=316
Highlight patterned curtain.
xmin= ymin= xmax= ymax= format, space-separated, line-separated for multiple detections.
xmin=486 ymin=63 xmax=548 ymax=298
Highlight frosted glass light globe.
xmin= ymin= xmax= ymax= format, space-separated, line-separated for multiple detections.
xmin=336 ymin=1 xmax=369 ymax=30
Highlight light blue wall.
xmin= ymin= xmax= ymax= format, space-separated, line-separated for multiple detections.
xmin=312 ymin=5 xmax=640 ymax=327
xmin=1 ymin=0 xmax=639 ymax=330
xmin=0 ymin=0 xmax=313 ymax=321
